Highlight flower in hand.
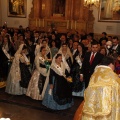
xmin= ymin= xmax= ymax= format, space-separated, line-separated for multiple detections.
xmin=66 ymin=76 xmax=73 ymax=83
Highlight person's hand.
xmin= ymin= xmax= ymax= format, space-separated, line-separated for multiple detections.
xmin=80 ymin=74 xmax=83 ymax=82
xmin=50 ymin=84 xmax=53 ymax=89
xmin=66 ymin=76 xmax=73 ymax=82
xmin=25 ymin=62 xmax=30 ymax=65
xmin=118 ymin=74 xmax=120 ymax=78
xmin=47 ymin=58 xmax=52 ymax=62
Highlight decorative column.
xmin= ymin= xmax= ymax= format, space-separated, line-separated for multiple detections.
xmin=33 ymin=0 xmax=41 ymax=18
xmin=29 ymin=0 xmax=42 ymax=30
xmin=73 ymin=0 xmax=81 ymax=20
xmin=43 ymin=0 xmax=52 ymax=18
xmin=79 ymin=0 xmax=84 ymax=20
xmin=65 ymin=0 xmax=73 ymax=20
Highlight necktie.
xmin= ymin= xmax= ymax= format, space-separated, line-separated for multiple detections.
xmin=90 ymin=53 xmax=95 ymax=65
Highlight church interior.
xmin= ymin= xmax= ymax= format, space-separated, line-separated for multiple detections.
xmin=0 ymin=0 xmax=120 ymax=120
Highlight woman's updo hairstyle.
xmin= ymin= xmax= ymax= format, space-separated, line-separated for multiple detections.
xmin=55 ymin=53 xmax=62 ymax=59
xmin=42 ymin=39 xmax=47 ymax=43
xmin=22 ymin=45 xmax=27 ymax=50
xmin=40 ymin=46 xmax=46 ymax=52
xmin=62 ymin=43 xmax=67 ymax=46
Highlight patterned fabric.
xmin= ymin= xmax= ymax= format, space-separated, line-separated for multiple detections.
xmin=5 ymin=54 xmax=26 ymax=95
xmin=82 ymin=65 xmax=120 ymax=120
xmin=38 ymin=74 xmax=46 ymax=94
xmin=26 ymin=54 xmax=47 ymax=100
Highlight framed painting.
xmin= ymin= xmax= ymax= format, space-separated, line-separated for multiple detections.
xmin=52 ymin=0 xmax=66 ymax=17
xmin=98 ymin=0 xmax=120 ymax=22
xmin=8 ymin=0 xmax=27 ymax=18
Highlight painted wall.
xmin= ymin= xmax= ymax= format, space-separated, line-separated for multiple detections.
xmin=0 ymin=0 xmax=33 ymax=28
xmin=93 ymin=7 xmax=120 ymax=35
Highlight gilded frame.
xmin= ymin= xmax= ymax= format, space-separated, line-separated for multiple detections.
xmin=8 ymin=0 xmax=27 ymax=18
xmin=98 ymin=0 xmax=120 ymax=22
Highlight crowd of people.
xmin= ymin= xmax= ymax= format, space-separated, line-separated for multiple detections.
xmin=0 ymin=25 xmax=120 ymax=112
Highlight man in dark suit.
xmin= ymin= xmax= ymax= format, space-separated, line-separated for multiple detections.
xmin=112 ymin=36 xmax=120 ymax=57
xmin=32 ymin=31 xmax=39 ymax=45
xmin=81 ymin=41 xmax=104 ymax=88
xmin=99 ymin=32 xmax=108 ymax=46
xmin=72 ymin=41 xmax=79 ymax=56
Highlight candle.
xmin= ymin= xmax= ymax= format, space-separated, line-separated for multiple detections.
xmin=39 ymin=19 xmax=41 ymax=27
xmin=36 ymin=19 xmax=37 ymax=27
xmin=75 ymin=21 xmax=77 ymax=30
xmin=67 ymin=20 xmax=69 ymax=29
xmin=43 ymin=19 xmax=44 ymax=28
xmin=71 ymin=20 xmax=73 ymax=29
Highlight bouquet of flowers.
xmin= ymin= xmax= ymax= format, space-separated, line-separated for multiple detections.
xmin=44 ymin=60 xmax=50 ymax=72
xmin=66 ymin=76 xmax=73 ymax=83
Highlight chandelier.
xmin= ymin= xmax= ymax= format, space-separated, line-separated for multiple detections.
xmin=84 ymin=0 xmax=100 ymax=9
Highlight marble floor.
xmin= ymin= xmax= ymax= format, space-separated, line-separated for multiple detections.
xmin=0 ymin=88 xmax=83 ymax=120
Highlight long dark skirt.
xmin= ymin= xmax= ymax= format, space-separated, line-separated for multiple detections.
xmin=38 ymin=74 xmax=46 ymax=94
xmin=19 ymin=63 xmax=31 ymax=88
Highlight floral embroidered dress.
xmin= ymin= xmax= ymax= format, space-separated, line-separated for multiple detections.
xmin=5 ymin=44 xmax=31 ymax=95
xmin=26 ymin=54 xmax=49 ymax=100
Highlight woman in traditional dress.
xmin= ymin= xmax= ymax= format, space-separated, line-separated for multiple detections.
xmin=5 ymin=44 xmax=31 ymax=95
xmin=42 ymin=53 xmax=73 ymax=110
xmin=0 ymin=36 xmax=13 ymax=88
xmin=71 ymin=43 xmax=85 ymax=97
xmin=42 ymin=39 xmax=52 ymax=60
xmin=58 ymin=43 xmax=73 ymax=72
xmin=26 ymin=46 xmax=49 ymax=100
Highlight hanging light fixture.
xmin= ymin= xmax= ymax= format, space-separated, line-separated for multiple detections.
xmin=84 ymin=0 xmax=100 ymax=9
